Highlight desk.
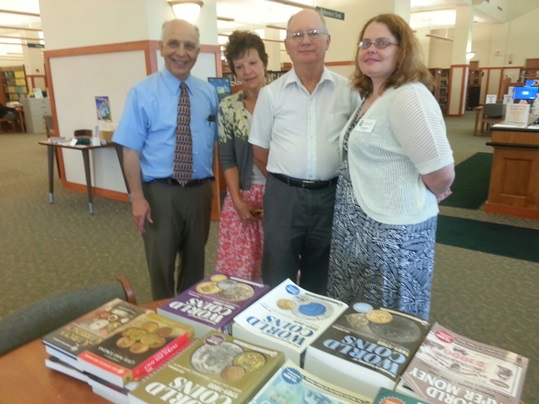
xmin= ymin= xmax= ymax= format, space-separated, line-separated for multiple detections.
xmin=38 ymin=140 xmax=129 ymax=215
xmin=485 ymin=126 xmax=539 ymax=218
xmin=0 ymin=299 xmax=167 ymax=404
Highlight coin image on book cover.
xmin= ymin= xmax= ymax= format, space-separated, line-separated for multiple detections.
xmin=140 ymin=333 xmax=166 ymax=349
xmin=366 ymin=309 xmax=393 ymax=324
xmin=292 ymin=298 xmax=333 ymax=320
xmin=277 ymin=298 xmax=296 ymax=310
xmin=369 ymin=315 xmax=422 ymax=343
xmin=116 ymin=336 xmax=135 ymax=349
xmin=218 ymin=283 xmax=255 ymax=302
xmin=129 ymin=341 xmax=150 ymax=354
xmin=221 ymin=365 xmax=246 ymax=382
xmin=211 ymin=274 xmax=228 ymax=283
xmin=196 ymin=281 xmax=221 ymax=295
xmin=233 ymin=351 xmax=266 ymax=372
xmin=346 ymin=313 xmax=369 ymax=330
xmin=216 ymin=279 xmax=238 ymax=290
xmin=191 ymin=341 xmax=244 ymax=374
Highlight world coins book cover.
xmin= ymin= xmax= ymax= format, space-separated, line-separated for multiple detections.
xmin=42 ymin=298 xmax=150 ymax=371
xmin=157 ymin=273 xmax=271 ymax=338
xmin=128 ymin=330 xmax=285 ymax=404
xmin=77 ymin=312 xmax=194 ymax=388
xmin=398 ymin=322 xmax=529 ymax=404
xmin=232 ymin=278 xmax=348 ymax=367
xmin=303 ymin=303 xmax=431 ymax=400
xmin=250 ymin=359 xmax=371 ymax=404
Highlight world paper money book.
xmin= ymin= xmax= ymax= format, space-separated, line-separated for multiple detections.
xmin=250 ymin=359 xmax=370 ymax=404
xmin=303 ymin=304 xmax=431 ymax=400
xmin=157 ymin=273 xmax=270 ymax=338
xmin=128 ymin=330 xmax=285 ymax=404
xmin=398 ymin=322 xmax=529 ymax=404
xmin=232 ymin=278 xmax=348 ymax=366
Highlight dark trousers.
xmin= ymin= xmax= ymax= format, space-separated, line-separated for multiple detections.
xmin=261 ymin=175 xmax=336 ymax=295
xmin=142 ymin=180 xmax=213 ymax=299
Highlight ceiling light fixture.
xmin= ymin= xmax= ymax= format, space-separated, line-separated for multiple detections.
xmin=466 ymin=51 xmax=476 ymax=60
xmin=425 ymin=34 xmax=453 ymax=42
xmin=167 ymin=1 xmax=204 ymax=23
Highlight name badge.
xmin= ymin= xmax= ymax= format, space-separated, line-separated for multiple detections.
xmin=357 ymin=119 xmax=376 ymax=133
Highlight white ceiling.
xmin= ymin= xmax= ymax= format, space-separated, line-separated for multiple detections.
xmin=1 ymin=0 xmax=538 ymax=60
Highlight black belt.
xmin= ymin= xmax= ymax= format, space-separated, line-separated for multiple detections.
xmin=270 ymin=173 xmax=338 ymax=190
xmin=151 ymin=177 xmax=212 ymax=187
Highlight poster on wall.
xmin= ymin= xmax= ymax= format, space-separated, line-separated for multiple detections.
xmin=95 ymin=96 xmax=112 ymax=122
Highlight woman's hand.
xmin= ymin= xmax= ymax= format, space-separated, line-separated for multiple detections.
xmin=234 ymin=200 xmax=258 ymax=223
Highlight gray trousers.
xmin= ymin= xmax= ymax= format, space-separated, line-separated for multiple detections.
xmin=142 ymin=180 xmax=213 ymax=299
xmin=261 ymin=175 xmax=336 ymax=295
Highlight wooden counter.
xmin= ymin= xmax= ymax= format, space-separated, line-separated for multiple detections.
xmin=485 ymin=126 xmax=539 ymax=219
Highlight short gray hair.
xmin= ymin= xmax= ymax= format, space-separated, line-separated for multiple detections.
xmin=161 ymin=19 xmax=201 ymax=46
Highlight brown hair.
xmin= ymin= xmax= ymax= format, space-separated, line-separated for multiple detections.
xmin=352 ymin=14 xmax=433 ymax=97
xmin=224 ymin=31 xmax=268 ymax=76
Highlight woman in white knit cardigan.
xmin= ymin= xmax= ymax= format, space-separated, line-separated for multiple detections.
xmin=327 ymin=14 xmax=455 ymax=320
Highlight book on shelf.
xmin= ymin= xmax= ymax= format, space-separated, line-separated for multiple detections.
xmin=303 ymin=303 xmax=430 ymax=400
xmin=42 ymin=298 xmax=149 ymax=370
xmin=250 ymin=358 xmax=371 ymax=404
xmin=371 ymin=386 xmax=430 ymax=404
xmin=78 ymin=312 xmax=194 ymax=388
xmin=157 ymin=273 xmax=270 ymax=338
xmin=232 ymin=278 xmax=348 ymax=366
xmin=128 ymin=330 xmax=285 ymax=404
xmin=397 ymin=322 xmax=529 ymax=404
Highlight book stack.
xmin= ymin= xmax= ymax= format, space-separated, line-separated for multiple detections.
xmin=77 ymin=311 xmax=194 ymax=388
xmin=232 ymin=278 xmax=349 ymax=366
xmin=303 ymin=303 xmax=431 ymax=399
xmin=397 ymin=322 xmax=529 ymax=404
xmin=250 ymin=359 xmax=371 ymax=403
xmin=42 ymin=298 xmax=149 ymax=371
xmin=128 ymin=330 xmax=285 ymax=404
xmin=157 ymin=273 xmax=270 ymax=338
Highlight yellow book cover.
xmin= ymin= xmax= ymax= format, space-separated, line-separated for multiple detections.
xmin=129 ymin=330 xmax=285 ymax=404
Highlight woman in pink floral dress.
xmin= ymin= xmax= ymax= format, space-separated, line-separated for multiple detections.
xmin=215 ymin=31 xmax=268 ymax=281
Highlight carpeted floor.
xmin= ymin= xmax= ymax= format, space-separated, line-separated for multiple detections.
xmin=1 ymin=112 xmax=538 ymax=401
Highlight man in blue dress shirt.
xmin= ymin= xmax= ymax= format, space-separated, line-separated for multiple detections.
xmin=113 ymin=19 xmax=218 ymax=299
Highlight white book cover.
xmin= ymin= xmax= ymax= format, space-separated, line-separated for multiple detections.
xmin=45 ymin=356 xmax=89 ymax=383
xmin=400 ymin=322 xmax=528 ymax=404
xmin=249 ymin=359 xmax=371 ymax=404
xmin=232 ymin=278 xmax=348 ymax=366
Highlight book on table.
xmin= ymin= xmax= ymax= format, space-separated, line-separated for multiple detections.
xmin=250 ymin=358 xmax=371 ymax=404
xmin=157 ymin=272 xmax=271 ymax=338
xmin=77 ymin=312 xmax=194 ymax=388
xmin=397 ymin=322 xmax=529 ymax=404
xmin=128 ymin=330 xmax=285 ymax=404
xmin=42 ymin=298 xmax=150 ymax=370
xmin=232 ymin=278 xmax=348 ymax=366
xmin=303 ymin=303 xmax=431 ymax=400
xmin=371 ymin=386 xmax=430 ymax=404
xmin=44 ymin=356 xmax=90 ymax=384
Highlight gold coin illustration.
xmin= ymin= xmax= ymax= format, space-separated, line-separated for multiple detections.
xmin=140 ymin=334 xmax=166 ymax=349
xmin=211 ymin=274 xmax=228 ymax=282
xmin=129 ymin=341 xmax=150 ymax=354
xmin=221 ymin=365 xmax=246 ymax=382
xmin=196 ymin=281 xmax=220 ymax=294
xmin=116 ymin=336 xmax=135 ymax=349
xmin=276 ymin=299 xmax=296 ymax=310
xmin=233 ymin=351 xmax=266 ymax=372
xmin=366 ymin=309 xmax=393 ymax=324
xmin=142 ymin=321 xmax=159 ymax=333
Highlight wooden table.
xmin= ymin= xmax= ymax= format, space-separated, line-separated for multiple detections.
xmin=38 ymin=140 xmax=129 ymax=215
xmin=0 ymin=299 xmax=167 ymax=404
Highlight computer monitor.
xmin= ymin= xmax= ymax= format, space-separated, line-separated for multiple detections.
xmin=207 ymin=77 xmax=232 ymax=102
xmin=513 ymin=86 xmax=538 ymax=103
xmin=524 ymin=79 xmax=539 ymax=87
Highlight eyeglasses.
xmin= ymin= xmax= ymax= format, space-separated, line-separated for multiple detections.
xmin=287 ymin=29 xmax=327 ymax=42
xmin=357 ymin=40 xmax=398 ymax=49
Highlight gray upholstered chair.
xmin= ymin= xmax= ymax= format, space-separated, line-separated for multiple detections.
xmin=0 ymin=276 xmax=136 ymax=356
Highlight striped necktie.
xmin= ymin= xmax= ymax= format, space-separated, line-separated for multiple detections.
xmin=173 ymin=82 xmax=193 ymax=185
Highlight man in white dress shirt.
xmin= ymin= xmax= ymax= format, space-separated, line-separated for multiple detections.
xmin=249 ymin=9 xmax=359 ymax=294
